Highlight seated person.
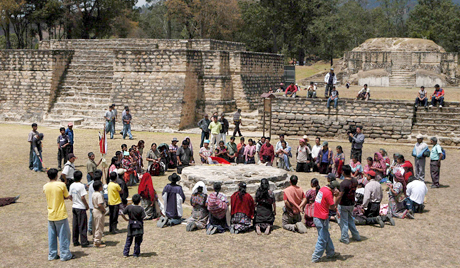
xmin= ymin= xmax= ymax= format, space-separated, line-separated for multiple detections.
xmin=276 ymin=141 xmax=292 ymax=171
xmin=401 ymin=161 xmax=414 ymax=183
xmin=326 ymin=86 xmax=339 ymax=109
xmin=230 ymin=182 xmax=255 ymax=234
xmin=157 ymin=173 xmax=185 ymax=228
xmin=226 ymin=137 xmax=238 ymax=163
xmin=282 ymin=175 xmax=308 ymax=233
xmin=356 ymin=84 xmax=370 ymax=101
xmin=138 ymin=173 xmax=161 ymax=220
xmin=176 ymin=140 xmax=194 ymax=174
xmin=429 ymin=84 xmax=445 ymax=108
xmin=316 ymin=142 xmax=333 ymax=174
xmin=187 ymin=181 xmax=209 ymax=231
xmin=254 ymin=179 xmax=276 ymax=235
xmin=415 ymin=86 xmax=428 ymax=108
xmin=405 ymin=176 xmax=428 ymax=213
xmin=350 ymin=154 xmax=365 ymax=185
xmin=215 ymin=141 xmax=230 ymax=161
xmin=387 ymin=168 xmax=412 ymax=219
xmin=276 ymin=83 xmax=284 ymax=93
xmin=284 ymin=83 xmax=298 ymax=98
xmin=306 ymin=82 xmax=317 ymax=98
xmin=199 ymin=140 xmax=212 ymax=164
xmin=260 ymin=137 xmax=275 ymax=166
xmin=243 ymin=139 xmax=257 ymax=164
xmin=357 ymin=170 xmax=390 ymax=228
xmin=207 ymin=182 xmax=229 ymax=235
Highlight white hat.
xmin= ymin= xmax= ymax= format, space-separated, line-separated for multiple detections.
xmin=416 ymin=134 xmax=423 ymax=139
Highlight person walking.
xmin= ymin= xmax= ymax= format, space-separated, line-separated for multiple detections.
xmin=324 ymin=68 xmax=337 ymax=98
xmin=335 ymin=165 xmax=360 ymax=244
xmin=198 ymin=114 xmax=211 ymax=148
xmin=349 ymin=126 xmax=364 ymax=163
xmin=111 ymin=103 xmax=118 ymax=134
xmin=412 ymin=135 xmax=429 ymax=181
xmin=429 ymin=137 xmax=443 ymax=188
xmin=43 ymin=168 xmax=74 ymax=261
xmin=65 ymin=123 xmax=75 ymax=154
xmin=122 ymin=109 xmax=134 ymax=140
xmin=311 ymin=183 xmax=339 ymax=263
xmin=104 ymin=105 xmax=115 ymax=139
xmin=28 ymin=123 xmax=39 ymax=170
xmin=233 ymin=109 xmax=243 ymax=137
xmin=219 ymin=113 xmax=229 ymax=143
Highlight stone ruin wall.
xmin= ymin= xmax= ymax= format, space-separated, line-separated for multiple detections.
xmin=0 ymin=39 xmax=283 ymax=130
xmin=266 ymin=98 xmax=414 ymax=143
xmin=344 ymin=51 xmax=458 ymax=86
xmin=0 ymin=50 xmax=73 ymax=122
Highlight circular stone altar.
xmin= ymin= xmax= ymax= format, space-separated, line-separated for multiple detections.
xmin=180 ymin=165 xmax=290 ymax=201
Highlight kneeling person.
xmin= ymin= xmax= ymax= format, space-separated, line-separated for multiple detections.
xmin=282 ymin=175 xmax=308 ymax=233
xmin=230 ymin=182 xmax=255 ymax=234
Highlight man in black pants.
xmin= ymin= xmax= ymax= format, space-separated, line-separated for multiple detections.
xmin=233 ymin=109 xmax=243 ymax=137
xmin=349 ymin=126 xmax=364 ymax=163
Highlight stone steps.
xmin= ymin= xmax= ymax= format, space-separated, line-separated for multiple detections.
xmin=416 ymin=112 xmax=460 ymax=120
xmin=412 ymin=123 xmax=460 ymax=132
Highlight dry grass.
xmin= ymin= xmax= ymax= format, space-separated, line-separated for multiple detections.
xmin=1 ymin=124 xmax=460 ymax=267
xmin=295 ymin=60 xmax=339 ymax=82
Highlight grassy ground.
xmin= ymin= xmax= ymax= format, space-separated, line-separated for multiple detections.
xmin=295 ymin=61 xmax=336 ymax=82
xmin=1 ymin=124 xmax=460 ymax=267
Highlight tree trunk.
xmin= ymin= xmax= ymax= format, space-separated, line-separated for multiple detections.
xmin=37 ymin=22 xmax=43 ymax=41
xmin=167 ymin=18 xmax=171 ymax=39
xmin=4 ymin=24 xmax=11 ymax=49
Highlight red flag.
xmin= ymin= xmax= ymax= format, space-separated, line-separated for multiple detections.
xmin=99 ymin=127 xmax=107 ymax=155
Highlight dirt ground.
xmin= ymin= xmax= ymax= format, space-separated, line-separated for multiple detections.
xmin=1 ymin=123 xmax=460 ymax=267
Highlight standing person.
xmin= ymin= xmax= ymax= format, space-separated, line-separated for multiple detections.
xmin=28 ymin=123 xmax=39 ymax=170
xmin=233 ymin=109 xmax=243 ymax=137
xmin=119 ymin=106 xmax=129 ymax=135
xmin=429 ymin=84 xmax=445 ymax=108
xmin=326 ymin=86 xmax=339 ymax=109
xmin=414 ymin=86 xmax=428 ymax=108
xmin=259 ymin=137 xmax=275 ymax=166
xmin=256 ymin=136 xmax=266 ymax=164
xmin=86 ymin=152 xmax=102 ymax=183
xmin=349 ymin=126 xmax=364 ymax=163
xmin=61 ymin=153 xmax=77 ymax=190
xmin=198 ymin=114 xmax=211 ymax=148
xmin=104 ymin=105 xmax=115 ymax=139
xmin=87 ymin=170 xmax=102 ymax=237
xmin=236 ymin=137 xmax=246 ymax=164
xmin=243 ymin=139 xmax=257 ymax=164
xmin=412 ymin=135 xmax=429 ymax=181
xmin=122 ymin=109 xmax=134 ymax=140
xmin=68 ymin=171 xmax=90 ymax=247
xmin=324 ymin=68 xmax=337 ymax=98
xmin=316 ymin=142 xmax=333 ymax=174
xmin=65 ymin=123 xmax=74 ymax=154
xmin=282 ymin=175 xmax=308 ymax=233
xmin=32 ymin=133 xmax=45 ymax=172
xmin=123 ymin=194 xmax=146 ymax=258
xmin=209 ymin=116 xmax=222 ymax=151
xmin=91 ymin=180 xmax=106 ymax=248
xmin=57 ymin=127 xmax=70 ymax=171
xmin=111 ymin=104 xmax=117 ymax=135
xmin=226 ymin=136 xmax=238 ymax=163
xmin=108 ymin=172 xmax=123 ymax=234
xmin=311 ymin=183 xmax=339 ymax=263
xmin=311 ymin=137 xmax=322 ymax=172
xmin=356 ymin=84 xmax=370 ymax=101
xmin=335 ymin=165 xmax=360 ymax=244
xmin=296 ymin=139 xmax=311 ymax=172
xmin=169 ymin=138 xmax=179 ymax=169
xmin=43 ymin=168 xmax=74 ymax=261
xmin=429 ymin=137 xmax=443 ymax=188
xmin=219 ymin=113 xmax=229 ymax=143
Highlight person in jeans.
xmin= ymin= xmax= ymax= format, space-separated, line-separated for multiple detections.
xmin=335 ymin=165 xmax=360 ymax=244
xmin=429 ymin=84 xmax=445 ymax=108
xmin=311 ymin=183 xmax=339 ymax=263
xmin=414 ymin=86 xmax=428 ymax=108
xmin=43 ymin=168 xmax=74 ymax=261
xmin=307 ymin=82 xmax=317 ymax=98
xmin=429 ymin=137 xmax=443 ymax=188
xmin=324 ymin=68 xmax=337 ymax=97
xmin=412 ymin=135 xmax=429 ymax=181
xmin=349 ymin=126 xmax=365 ymax=163
xmin=68 ymin=170 xmax=90 ymax=247
xmin=122 ymin=109 xmax=133 ymax=140
xmin=326 ymin=86 xmax=339 ymax=109
xmin=197 ymin=114 xmax=210 ymax=148
xmin=28 ymin=123 xmax=39 ymax=170
xmin=233 ymin=109 xmax=243 ymax=137
xmin=219 ymin=113 xmax=229 ymax=143
xmin=57 ymin=127 xmax=70 ymax=170
xmin=104 ymin=105 xmax=115 ymax=139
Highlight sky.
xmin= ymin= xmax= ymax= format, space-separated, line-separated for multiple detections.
xmin=137 ymin=0 xmax=148 ymax=7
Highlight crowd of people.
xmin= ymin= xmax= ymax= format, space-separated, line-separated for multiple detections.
xmin=31 ymin=116 xmax=445 ymax=263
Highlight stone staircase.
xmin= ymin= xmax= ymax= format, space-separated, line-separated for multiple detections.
xmin=412 ymin=102 xmax=460 ymax=145
xmin=389 ymin=69 xmax=416 ymax=87
xmin=228 ymin=110 xmax=260 ymax=134
xmin=44 ymin=50 xmax=114 ymax=128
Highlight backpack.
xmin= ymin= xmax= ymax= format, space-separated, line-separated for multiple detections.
xmin=441 ymin=147 xmax=446 ymax=160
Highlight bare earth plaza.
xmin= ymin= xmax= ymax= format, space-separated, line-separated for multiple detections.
xmin=2 ymin=1 xmax=460 ymax=267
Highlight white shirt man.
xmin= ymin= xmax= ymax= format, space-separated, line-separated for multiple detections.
xmin=412 ymin=135 xmax=429 ymax=181
xmin=406 ymin=179 xmax=427 ymax=205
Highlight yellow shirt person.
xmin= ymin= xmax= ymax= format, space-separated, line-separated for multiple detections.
xmin=43 ymin=181 xmax=69 ymax=221
xmin=108 ymin=181 xmax=122 ymax=206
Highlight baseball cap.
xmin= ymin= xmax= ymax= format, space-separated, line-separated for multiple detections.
xmin=322 ymin=141 xmax=328 ymax=146
xmin=68 ymin=122 xmax=73 ymax=127
xmin=204 ymin=140 xmax=210 ymax=144
xmin=365 ymin=170 xmax=376 ymax=177
xmin=68 ymin=153 xmax=77 ymax=159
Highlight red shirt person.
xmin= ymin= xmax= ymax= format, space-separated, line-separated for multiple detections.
xmin=259 ymin=137 xmax=275 ymax=165
xmin=429 ymin=84 xmax=445 ymax=107
xmin=284 ymin=83 xmax=298 ymax=97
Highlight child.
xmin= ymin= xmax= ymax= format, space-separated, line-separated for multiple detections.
xmin=92 ymin=180 xmax=106 ymax=248
xmin=108 ymin=171 xmax=123 ymax=234
xmin=68 ymin=170 xmax=90 ymax=247
xmin=123 ymin=194 xmax=146 ymax=258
